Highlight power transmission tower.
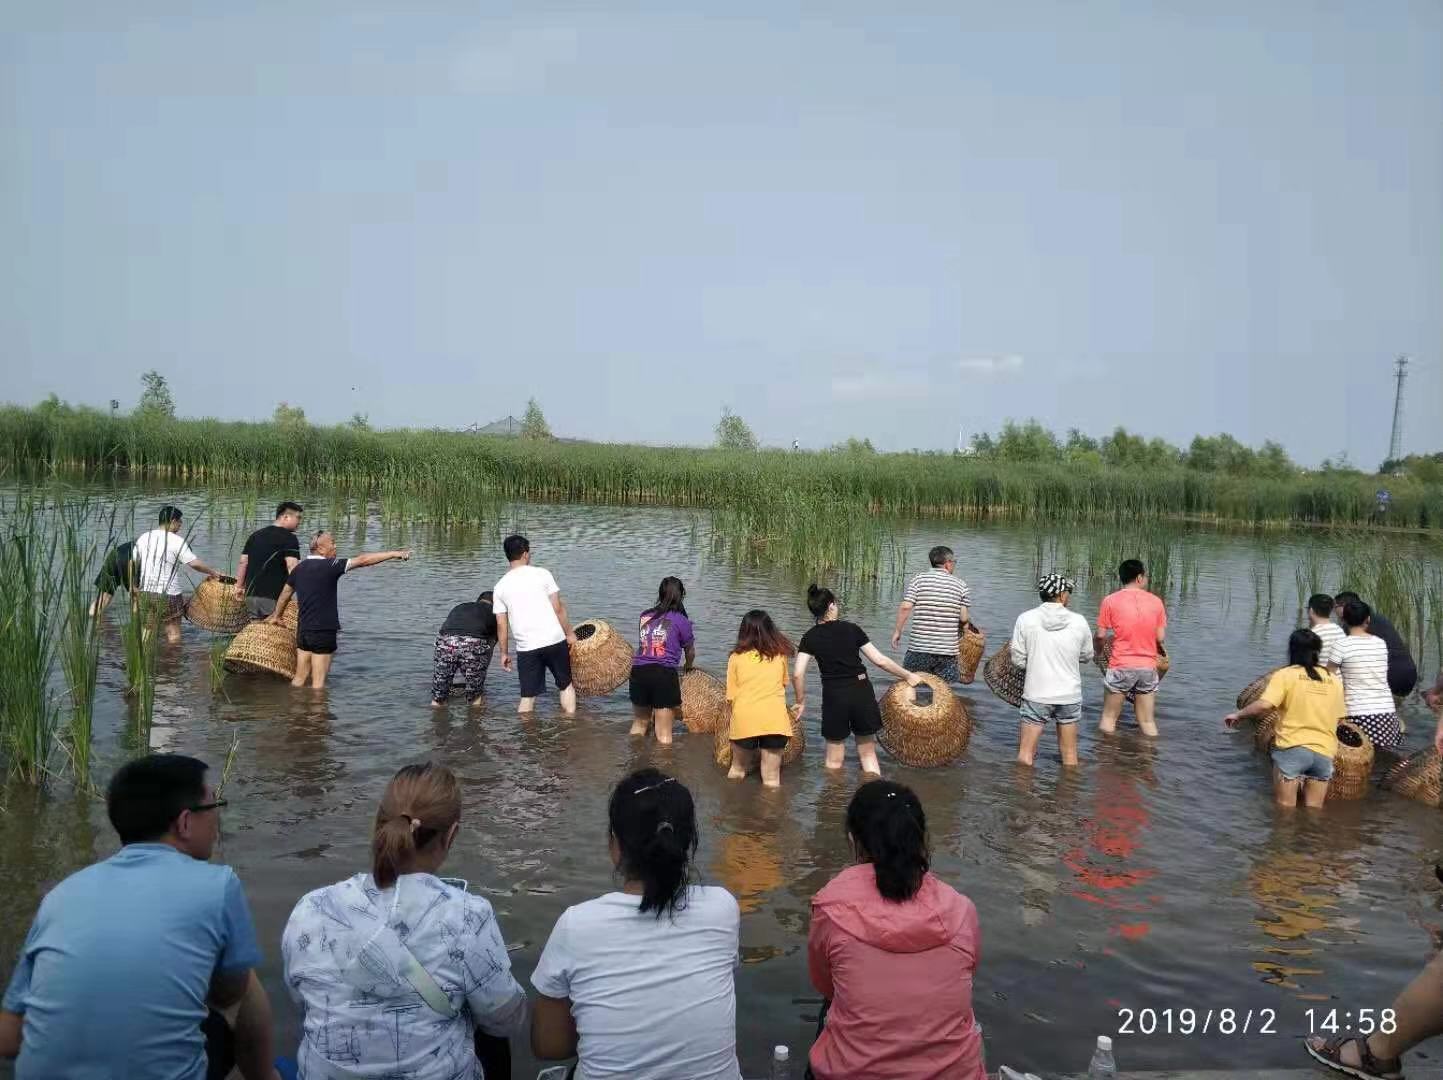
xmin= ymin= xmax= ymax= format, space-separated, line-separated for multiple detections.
xmin=1387 ymin=355 xmax=1409 ymax=464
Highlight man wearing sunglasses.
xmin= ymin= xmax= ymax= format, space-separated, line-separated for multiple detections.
xmin=1 ymin=754 xmax=280 ymax=1080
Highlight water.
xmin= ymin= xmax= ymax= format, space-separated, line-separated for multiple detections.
xmin=2 ymin=493 xmax=1442 ymax=1077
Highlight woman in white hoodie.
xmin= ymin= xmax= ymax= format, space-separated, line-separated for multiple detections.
xmin=1009 ymin=573 xmax=1094 ymax=766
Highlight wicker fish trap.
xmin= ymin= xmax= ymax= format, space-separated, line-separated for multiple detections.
xmin=1382 ymin=748 xmax=1442 ymax=808
xmin=223 ymin=622 xmax=297 ymax=679
xmin=878 ymin=674 xmax=971 ymax=767
xmin=680 ymin=669 xmax=728 ymax=734
xmin=983 ymin=646 xmax=1026 ymax=708
xmin=185 ymin=576 xmax=250 ymax=634
xmin=1237 ymin=669 xmax=1282 ymax=751
xmin=569 ymin=619 xmax=634 ymax=696
xmin=1325 ymin=721 xmax=1374 ymax=801
xmin=957 ymin=622 xmax=986 ymax=685
xmin=714 ymin=704 xmax=805 ymax=770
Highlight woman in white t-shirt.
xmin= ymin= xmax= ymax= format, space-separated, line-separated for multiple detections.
xmin=531 ymin=768 xmax=741 ymax=1080
xmin=1331 ymin=598 xmax=1401 ymax=750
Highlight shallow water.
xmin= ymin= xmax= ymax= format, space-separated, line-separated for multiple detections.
xmin=3 ymin=496 xmax=1442 ymax=1077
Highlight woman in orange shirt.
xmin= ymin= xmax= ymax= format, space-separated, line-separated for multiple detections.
xmin=726 ymin=610 xmax=796 ymax=788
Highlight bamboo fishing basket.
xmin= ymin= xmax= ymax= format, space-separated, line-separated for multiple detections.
xmin=680 ymin=669 xmax=728 ymax=734
xmin=957 ymin=622 xmax=986 ymax=685
xmin=1238 ymin=669 xmax=1282 ymax=752
xmin=714 ymin=704 xmax=805 ymax=770
xmin=983 ymin=646 xmax=1026 ymax=708
xmin=1382 ymin=749 xmax=1442 ymax=808
xmin=1326 ymin=722 xmax=1373 ymax=801
xmin=878 ymin=674 xmax=971 ymax=767
xmin=223 ymin=622 xmax=297 ymax=679
xmin=569 ymin=619 xmax=634 ymax=696
xmin=185 ymin=576 xmax=250 ymax=634
xmin=277 ymin=600 xmax=299 ymax=632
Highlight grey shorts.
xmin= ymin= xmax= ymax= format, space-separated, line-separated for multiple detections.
xmin=1019 ymin=700 xmax=1082 ymax=726
xmin=1271 ymin=744 xmax=1334 ymax=781
xmin=1104 ymin=667 xmax=1160 ymax=696
xmin=245 ymin=596 xmax=276 ymax=617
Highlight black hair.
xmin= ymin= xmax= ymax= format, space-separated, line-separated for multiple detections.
xmin=644 ymin=577 xmax=688 ymax=619
xmin=846 ymin=780 xmax=929 ymax=902
xmin=476 ymin=589 xmax=494 ymax=604
xmin=1119 ymin=559 xmax=1145 ymax=584
xmin=1341 ymin=598 xmax=1371 ymax=629
xmin=1334 ymin=590 xmax=1361 ymax=607
xmin=609 ymin=768 xmax=697 ymax=918
xmin=1308 ymin=593 xmax=1335 ymax=619
xmin=1289 ymin=627 xmax=1325 ymax=682
xmin=928 ymin=546 xmax=954 ymax=569
xmin=157 ymin=505 xmax=183 ymax=525
xmin=503 ymin=534 xmax=530 ymax=561
xmin=107 ymin=753 xmax=209 ymax=845
xmin=275 ymin=501 xmax=304 ymax=519
xmin=806 ymin=584 xmax=836 ymax=620
xmin=734 ymin=609 xmax=795 ymax=659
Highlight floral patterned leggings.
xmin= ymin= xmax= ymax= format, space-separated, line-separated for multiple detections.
xmin=431 ymin=634 xmax=495 ymax=703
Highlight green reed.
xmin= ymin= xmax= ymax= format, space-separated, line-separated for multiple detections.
xmin=57 ymin=524 xmax=103 ymax=786
xmin=0 ymin=496 xmax=65 ymax=783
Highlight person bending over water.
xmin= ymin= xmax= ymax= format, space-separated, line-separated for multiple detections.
xmin=89 ymin=538 xmax=139 ymax=617
xmin=629 ymin=576 xmax=695 ymax=744
xmin=269 ymin=531 xmax=411 ymax=690
xmin=1095 ymin=559 xmax=1167 ymax=736
xmin=891 ymin=545 xmax=971 ymax=682
xmin=531 ymin=768 xmax=742 ymax=1080
xmin=1331 ymin=598 xmax=1402 ymax=751
xmin=1010 ymin=574 xmax=1094 ymax=767
xmin=726 ymin=610 xmax=797 ymax=788
xmin=795 ymin=584 xmax=918 ymax=776
xmin=431 ymin=590 xmax=499 ymax=707
xmin=282 ymin=763 xmax=527 ymax=1079
xmin=807 ymin=781 xmax=984 ymax=1080
xmin=1226 ymin=628 xmax=1343 ymax=808
xmin=493 ymin=534 xmax=578 ymax=715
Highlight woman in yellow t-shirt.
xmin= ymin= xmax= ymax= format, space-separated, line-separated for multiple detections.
xmin=1226 ymin=628 xmax=1345 ymax=808
xmin=726 ymin=609 xmax=796 ymax=788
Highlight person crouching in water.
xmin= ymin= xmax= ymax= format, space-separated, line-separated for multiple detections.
xmin=1225 ymin=628 xmax=1342 ymax=808
xmin=430 ymin=591 xmax=498 ymax=708
xmin=628 ymin=576 xmax=695 ymax=745
xmin=725 ymin=610 xmax=796 ymax=789
xmin=794 ymin=584 xmax=919 ymax=778
xmin=1010 ymin=574 xmax=1094 ymax=767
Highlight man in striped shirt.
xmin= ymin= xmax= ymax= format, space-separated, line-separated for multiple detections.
xmin=891 ymin=545 xmax=971 ymax=682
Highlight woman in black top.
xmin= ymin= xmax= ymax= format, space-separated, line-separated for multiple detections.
xmin=431 ymin=591 xmax=499 ymax=707
xmin=793 ymin=585 xmax=920 ymax=776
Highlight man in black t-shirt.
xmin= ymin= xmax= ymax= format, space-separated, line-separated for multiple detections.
xmin=233 ymin=502 xmax=304 ymax=617
xmin=269 ymin=530 xmax=411 ymax=689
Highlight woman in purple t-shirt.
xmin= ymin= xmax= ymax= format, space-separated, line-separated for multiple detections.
xmin=628 ymin=577 xmax=696 ymax=745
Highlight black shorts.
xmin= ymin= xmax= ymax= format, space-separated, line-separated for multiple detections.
xmin=733 ymin=734 xmax=788 ymax=751
xmin=629 ymin=664 xmax=682 ymax=709
xmin=517 ymin=639 xmax=573 ymax=697
xmin=296 ymin=628 xmax=338 ymax=655
xmin=820 ymin=679 xmax=882 ymax=742
xmin=95 ymin=552 xmax=137 ymax=595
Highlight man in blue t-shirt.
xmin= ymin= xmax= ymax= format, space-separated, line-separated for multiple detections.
xmin=0 ymin=754 xmax=277 ymax=1080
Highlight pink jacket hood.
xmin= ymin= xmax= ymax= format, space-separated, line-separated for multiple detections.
xmin=812 ymin=864 xmax=971 ymax=954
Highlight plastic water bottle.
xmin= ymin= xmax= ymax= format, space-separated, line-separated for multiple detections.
xmin=1088 ymin=1034 xmax=1117 ymax=1078
xmin=770 ymin=1044 xmax=791 ymax=1080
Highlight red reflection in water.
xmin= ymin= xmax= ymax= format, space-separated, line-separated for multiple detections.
xmin=1063 ymin=765 xmax=1158 ymax=934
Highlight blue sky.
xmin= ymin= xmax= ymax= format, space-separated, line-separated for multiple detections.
xmin=3 ymin=2 xmax=1439 ymax=465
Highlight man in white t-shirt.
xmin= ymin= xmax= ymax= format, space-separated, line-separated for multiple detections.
xmin=493 ymin=535 xmax=577 ymax=714
xmin=133 ymin=506 xmax=221 ymax=643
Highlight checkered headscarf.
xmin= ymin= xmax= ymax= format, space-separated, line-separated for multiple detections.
xmin=1038 ymin=573 xmax=1076 ymax=599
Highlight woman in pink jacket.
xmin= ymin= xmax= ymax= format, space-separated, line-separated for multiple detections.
xmin=807 ymin=781 xmax=984 ymax=1080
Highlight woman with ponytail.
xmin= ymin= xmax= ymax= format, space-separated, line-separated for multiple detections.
xmin=281 ymin=763 xmax=528 ymax=1079
xmin=807 ymin=781 xmax=984 ymax=1080
xmin=531 ymin=768 xmax=741 ymax=1080
xmin=795 ymin=584 xmax=920 ymax=776
xmin=628 ymin=576 xmax=696 ymax=744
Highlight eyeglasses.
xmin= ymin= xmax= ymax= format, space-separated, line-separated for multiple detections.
xmin=189 ymin=799 xmax=228 ymax=813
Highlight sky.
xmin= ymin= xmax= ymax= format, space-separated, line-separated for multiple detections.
xmin=2 ymin=2 xmax=1440 ymax=466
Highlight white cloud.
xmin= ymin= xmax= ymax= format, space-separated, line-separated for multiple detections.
xmin=958 ymin=354 xmax=1024 ymax=374
xmin=830 ymin=374 xmax=929 ymax=402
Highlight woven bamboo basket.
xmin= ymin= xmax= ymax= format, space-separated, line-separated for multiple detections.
xmin=1326 ymin=722 xmax=1374 ymax=801
xmin=878 ymin=674 xmax=971 ymax=767
xmin=277 ymin=601 xmax=299 ymax=632
xmin=569 ymin=619 xmax=634 ymax=696
xmin=185 ymin=576 xmax=250 ymax=634
xmin=680 ymin=669 xmax=728 ymax=734
xmin=1382 ymin=748 xmax=1442 ymax=808
xmin=957 ymin=622 xmax=986 ymax=685
xmin=1238 ymin=669 xmax=1282 ymax=752
xmin=714 ymin=704 xmax=805 ymax=770
xmin=983 ymin=646 xmax=1026 ymax=708
xmin=223 ymin=622 xmax=297 ymax=679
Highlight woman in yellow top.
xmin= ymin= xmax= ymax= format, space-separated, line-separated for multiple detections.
xmin=726 ymin=609 xmax=796 ymax=789
xmin=1226 ymin=628 xmax=1344 ymax=808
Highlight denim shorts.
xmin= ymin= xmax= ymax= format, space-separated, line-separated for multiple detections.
xmin=903 ymin=650 xmax=961 ymax=684
xmin=1103 ymin=667 xmax=1160 ymax=695
xmin=1019 ymin=700 xmax=1082 ymax=726
xmin=1270 ymin=744 xmax=1335 ymax=781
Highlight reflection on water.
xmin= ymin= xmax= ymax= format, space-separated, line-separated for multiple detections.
xmin=2 ymin=494 xmax=1442 ymax=1075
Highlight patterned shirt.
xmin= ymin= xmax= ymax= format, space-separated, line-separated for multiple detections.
xmin=282 ymin=872 xmax=528 ymax=1080
xmin=902 ymin=568 xmax=972 ymax=655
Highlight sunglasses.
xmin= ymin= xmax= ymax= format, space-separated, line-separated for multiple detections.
xmin=189 ymin=799 xmax=228 ymax=813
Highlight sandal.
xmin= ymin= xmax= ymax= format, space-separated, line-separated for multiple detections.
xmin=1305 ymin=1035 xmax=1404 ymax=1080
